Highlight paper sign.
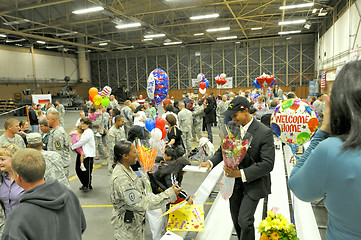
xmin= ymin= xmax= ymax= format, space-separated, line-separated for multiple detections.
xmin=166 ymin=205 xmax=205 ymax=232
xmin=182 ymin=165 xmax=208 ymax=173
xmin=160 ymin=231 xmax=184 ymax=240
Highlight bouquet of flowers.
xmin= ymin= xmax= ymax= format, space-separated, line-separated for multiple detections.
xmin=137 ymin=144 xmax=157 ymax=172
xmin=220 ymin=122 xmax=252 ymax=200
xmin=258 ymin=210 xmax=299 ymax=240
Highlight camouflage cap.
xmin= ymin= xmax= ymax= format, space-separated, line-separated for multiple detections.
xmin=26 ymin=132 xmax=42 ymax=145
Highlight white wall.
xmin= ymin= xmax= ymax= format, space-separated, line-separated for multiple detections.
xmin=0 ymin=46 xmax=89 ymax=82
xmin=318 ymin=0 xmax=361 ymax=69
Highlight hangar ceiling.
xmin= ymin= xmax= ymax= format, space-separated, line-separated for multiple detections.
xmin=0 ymin=0 xmax=347 ymax=52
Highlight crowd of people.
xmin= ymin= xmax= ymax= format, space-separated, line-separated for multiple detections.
xmin=2 ymin=60 xmax=361 ymax=240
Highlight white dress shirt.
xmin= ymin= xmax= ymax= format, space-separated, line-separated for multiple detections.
xmin=71 ymin=128 xmax=96 ymax=158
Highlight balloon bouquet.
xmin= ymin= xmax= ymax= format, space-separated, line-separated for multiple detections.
xmin=88 ymin=86 xmax=112 ymax=107
xmin=215 ymin=73 xmax=227 ymax=94
xmin=271 ymin=99 xmax=319 ymax=164
xmin=197 ymin=73 xmax=209 ymax=95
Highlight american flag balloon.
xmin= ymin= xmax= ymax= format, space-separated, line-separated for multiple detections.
xmin=320 ymin=71 xmax=326 ymax=90
xmin=100 ymin=86 xmax=112 ymax=97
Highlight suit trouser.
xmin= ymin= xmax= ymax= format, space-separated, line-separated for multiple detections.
xmin=229 ymin=182 xmax=260 ymax=240
xmin=182 ymin=131 xmax=192 ymax=153
xmin=95 ymin=136 xmax=109 ymax=159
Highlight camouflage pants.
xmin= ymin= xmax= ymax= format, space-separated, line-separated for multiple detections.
xmin=95 ymin=136 xmax=109 ymax=159
xmin=183 ymin=131 xmax=192 ymax=153
xmin=60 ymin=117 xmax=64 ymax=126
xmin=192 ymin=123 xmax=202 ymax=140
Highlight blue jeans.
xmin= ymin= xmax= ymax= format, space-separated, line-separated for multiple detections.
xmin=31 ymin=125 xmax=39 ymax=133
xmin=206 ymin=123 xmax=213 ymax=143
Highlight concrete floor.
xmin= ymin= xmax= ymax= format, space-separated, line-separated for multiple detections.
xmin=0 ymin=109 xmax=327 ymax=240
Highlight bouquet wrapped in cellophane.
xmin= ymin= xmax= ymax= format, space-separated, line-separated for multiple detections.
xmin=220 ymin=122 xmax=252 ymax=200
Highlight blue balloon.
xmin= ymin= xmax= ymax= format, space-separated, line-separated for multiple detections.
xmin=145 ymin=119 xmax=156 ymax=132
xmin=204 ymin=79 xmax=209 ymax=88
xmin=252 ymin=79 xmax=262 ymax=89
xmin=147 ymin=69 xmax=169 ymax=105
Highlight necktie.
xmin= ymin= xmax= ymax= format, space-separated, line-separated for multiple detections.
xmin=240 ymin=126 xmax=246 ymax=139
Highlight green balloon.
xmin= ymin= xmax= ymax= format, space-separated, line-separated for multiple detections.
xmin=101 ymin=97 xmax=110 ymax=107
xmin=296 ymin=132 xmax=310 ymax=145
xmin=282 ymin=99 xmax=293 ymax=110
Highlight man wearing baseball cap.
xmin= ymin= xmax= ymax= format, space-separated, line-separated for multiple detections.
xmin=200 ymin=96 xmax=275 ymax=240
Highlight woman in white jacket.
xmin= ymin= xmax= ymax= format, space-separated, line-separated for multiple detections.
xmin=71 ymin=117 xmax=96 ymax=192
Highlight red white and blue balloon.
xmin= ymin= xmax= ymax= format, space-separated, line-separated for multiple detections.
xmin=147 ymin=69 xmax=169 ymax=106
xmin=197 ymin=73 xmax=205 ymax=81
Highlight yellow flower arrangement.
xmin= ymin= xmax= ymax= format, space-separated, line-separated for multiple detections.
xmin=257 ymin=210 xmax=299 ymax=240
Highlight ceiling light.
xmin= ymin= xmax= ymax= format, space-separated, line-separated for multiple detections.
xmin=91 ymin=40 xmax=110 ymax=44
xmin=99 ymin=43 xmax=108 ymax=46
xmin=278 ymin=19 xmax=306 ymax=25
xmin=6 ymin=38 xmax=26 ymax=43
xmin=37 ymin=41 xmax=46 ymax=44
xmin=117 ymin=46 xmax=134 ymax=49
xmin=3 ymin=19 xmax=30 ymax=26
xmin=190 ymin=13 xmax=219 ymax=20
xmin=163 ymin=42 xmax=182 ymax=46
xmin=278 ymin=30 xmax=302 ymax=35
xmin=55 ymin=31 xmax=78 ymax=37
xmin=72 ymin=6 xmax=104 ymax=15
xmin=143 ymin=38 xmax=153 ymax=41
xmin=0 ymin=34 xmax=6 ymax=38
xmin=318 ymin=8 xmax=328 ymax=16
xmin=144 ymin=34 xmax=165 ymax=38
xmin=286 ymin=37 xmax=292 ymax=40
xmin=251 ymin=27 xmax=262 ymax=30
xmin=279 ymin=2 xmax=314 ymax=10
xmin=15 ymin=44 xmax=23 ymax=47
xmin=304 ymin=22 xmax=312 ymax=29
xmin=217 ymin=36 xmax=237 ymax=40
xmin=206 ymin=27 xmax=230 ymax=32
xmin=116 ymin=23 xmax=141 ymax=29
xmin=312 ymin=8 xmax=318 ymax=13
xmin=46 ymin=45 xmax=64 ymax=49
xmin=194 ymin=33 xmax=204 ymax=36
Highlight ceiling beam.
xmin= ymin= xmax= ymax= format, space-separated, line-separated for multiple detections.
xmin=0 ymin=27 xmax=107 ymax=51
xmin=223 ymin=0 xmax=248 ymax=38
xmin=0 ymin=0 xmax=75 ymax=15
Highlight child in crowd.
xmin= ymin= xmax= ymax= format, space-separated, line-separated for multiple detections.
xmin=69 ymin=126 xmax=86 ymax=171
xmin=149 ymin=147 xmax=192 ymax=204
xmin=88 ymin=107 xmax=102 ymax=137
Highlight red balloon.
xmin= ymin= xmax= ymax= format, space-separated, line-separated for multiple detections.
xmin=220 ymin=78 xmax=227 ymax=85
xmin=161 ymin=128 xmax=167 ymax=139
xmin=199 ymin=81 xmax=206 ymax=90
xmin=155 ymin=118 xmax=166 ymax=130
xmin=257 ymin=77 xmax=265 ymax=86
xmin=89 ymin=95 xmax=94 ymax=103
xmin=266 ymin=76 xmax=274 ymax=85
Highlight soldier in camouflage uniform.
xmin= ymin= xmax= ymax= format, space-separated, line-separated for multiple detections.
xmin=110 ymin=141 xmax=181 ymax=240
xmin=106 ymin=116 xmax=126 ymax=172
xmin=55 ymin=100 xmax=66 ymax=126
xmin=121 ymin=100 xmax=134 ymax=138
xmin=216 ymin=94 xmax=229 ymax=131
xmin=46 ymin=112 xmax=71 ymax=178
xmin=26 ymin=133 xmax=70 ymax=187
xmin=178 ymin=102 xmax=193 ymax=154
xmin=192 ymin=100 xmax=204 ymax=141
xmin=92 ymin=111 xmax=109 ymax=162
xmin=0 ymin=118 xmax=26 ymax=148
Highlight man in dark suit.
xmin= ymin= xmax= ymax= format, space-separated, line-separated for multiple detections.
xmin=200 ymin=97 xmax=275 ymax=240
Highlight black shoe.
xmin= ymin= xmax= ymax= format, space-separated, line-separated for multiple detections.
xmin=79 ymin=186 xmax=86 ymax=190
xmin=83 ymin=187 xmax=93 ymax=192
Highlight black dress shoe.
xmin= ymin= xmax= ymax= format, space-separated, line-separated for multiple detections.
xmin=79 ymin=186 xmax=87 ymax=190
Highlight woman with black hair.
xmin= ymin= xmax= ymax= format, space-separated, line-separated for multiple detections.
xmin=204 ymin=97 xmax=215 ymax=143
xmin=289 ymin=60 xmax=361 ymax=240
xmin=165 ymin=114 xmax=185 ymax=158
xmin=149 ymin=147 xmax=192 ymax=204
xmin=110 ymin=141 xmax=182 ymax=240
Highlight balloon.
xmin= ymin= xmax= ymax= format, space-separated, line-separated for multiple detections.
xmin=93 ymin=95 xmax=102 ymax=105
xmin=257 ymin=76 xmax=265 ymax=86
xmin=151 ymin=128 xmax=162 ymax=141
xmin=89 ymin=87 xmax=98 ymax=98
xmin=266 ymin=76 xmax=274 ymax=85
xmin=271 ymin=99 xmax=319 ymax=145
xmin=161 ymin=128 xmax=167 ymax=140
xmin=155 ymin=118 xmax=166 ymax=130
xmin=221 ymin=78 xmax=227 ymax=85
xmin=101 ymin=96 xmax=110 ymax=107
xmin=199 ymin=81 xmax=206 ymax=90
xmin=220 ymin=73 xmax=226 ymax=79
xmin=215 ymin=75 xmax=221 ymax=85
xmin=204 ymin=79 xmax=209 ymax=88
xmin=100 ymin=86 xmax=112 ymax=97
xmin=147 ymin=69 xmax=169 ymax=106
xmin=197 ymin=73 xmax=205 ymax=81
xmin=89 ymin=95 xmax=94 ymax=103
xmin=199 ymin=87 xmax=206 ymax=94
xmin=145 ymin=119 xmax=156 ymax=132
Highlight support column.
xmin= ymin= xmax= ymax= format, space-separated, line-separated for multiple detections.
xmin=286 ymin=42 xmax=289 ymax=86
xmin=211 ymin=45 xmax=214 ymax=88
xmin=234 ymin=43 xmax=237 ymax=87
xmin=125 ymin=55 xmax=129 ymax=87
xmin=136 ymin=56 xmax=139 ymax=91
xmin=116 ymin=58 xmax=120 ymax=88
xmin=246 ymin=42 xmax=250 ymax=87
xmin=77 ymin=38 xmax=88 ymax=82
xmin=106 ymin=55 xmax=110 ymax=86
xmin=259 ymin=41 xmax=262 ymax=75
xmin=30 ymin=46 xmax=37 ymax=89
xmin=300 ymin=38 xmax=303 ymax=86
xmin=177 ymin=51 xmax=180 ymax=89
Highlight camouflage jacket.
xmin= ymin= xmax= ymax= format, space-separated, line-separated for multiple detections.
xmin=110 ymin=164 xmax=176 ymax=240
xmin=0 ymin=134 xmax=26 ymax=149
xmin=178 ymin=108 xmax=193 ymax=133
xmin=47 ymin=125 xmax=70 ymax=168
xmin=41 ymin=150 xmax=70 ymax=187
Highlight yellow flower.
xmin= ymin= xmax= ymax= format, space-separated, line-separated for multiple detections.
xmin=260 ymin=233 xmax=269 ymax=240
xmin=270 ymin=231 xmax=280 ymax=240
xmin=268 ymin=210 xmax=276 ymax=218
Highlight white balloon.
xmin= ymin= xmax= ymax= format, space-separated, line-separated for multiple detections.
xmin=151 ymin=128 xmax=162 ymax=141
xmin=220 ymin=73 xmax=226 ymax=79
xmin=199 ymin=87 xmax=206 ymax=94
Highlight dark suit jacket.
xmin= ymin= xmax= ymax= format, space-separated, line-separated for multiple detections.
xmin=210 ymin=118 xmax=275 ymax=200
